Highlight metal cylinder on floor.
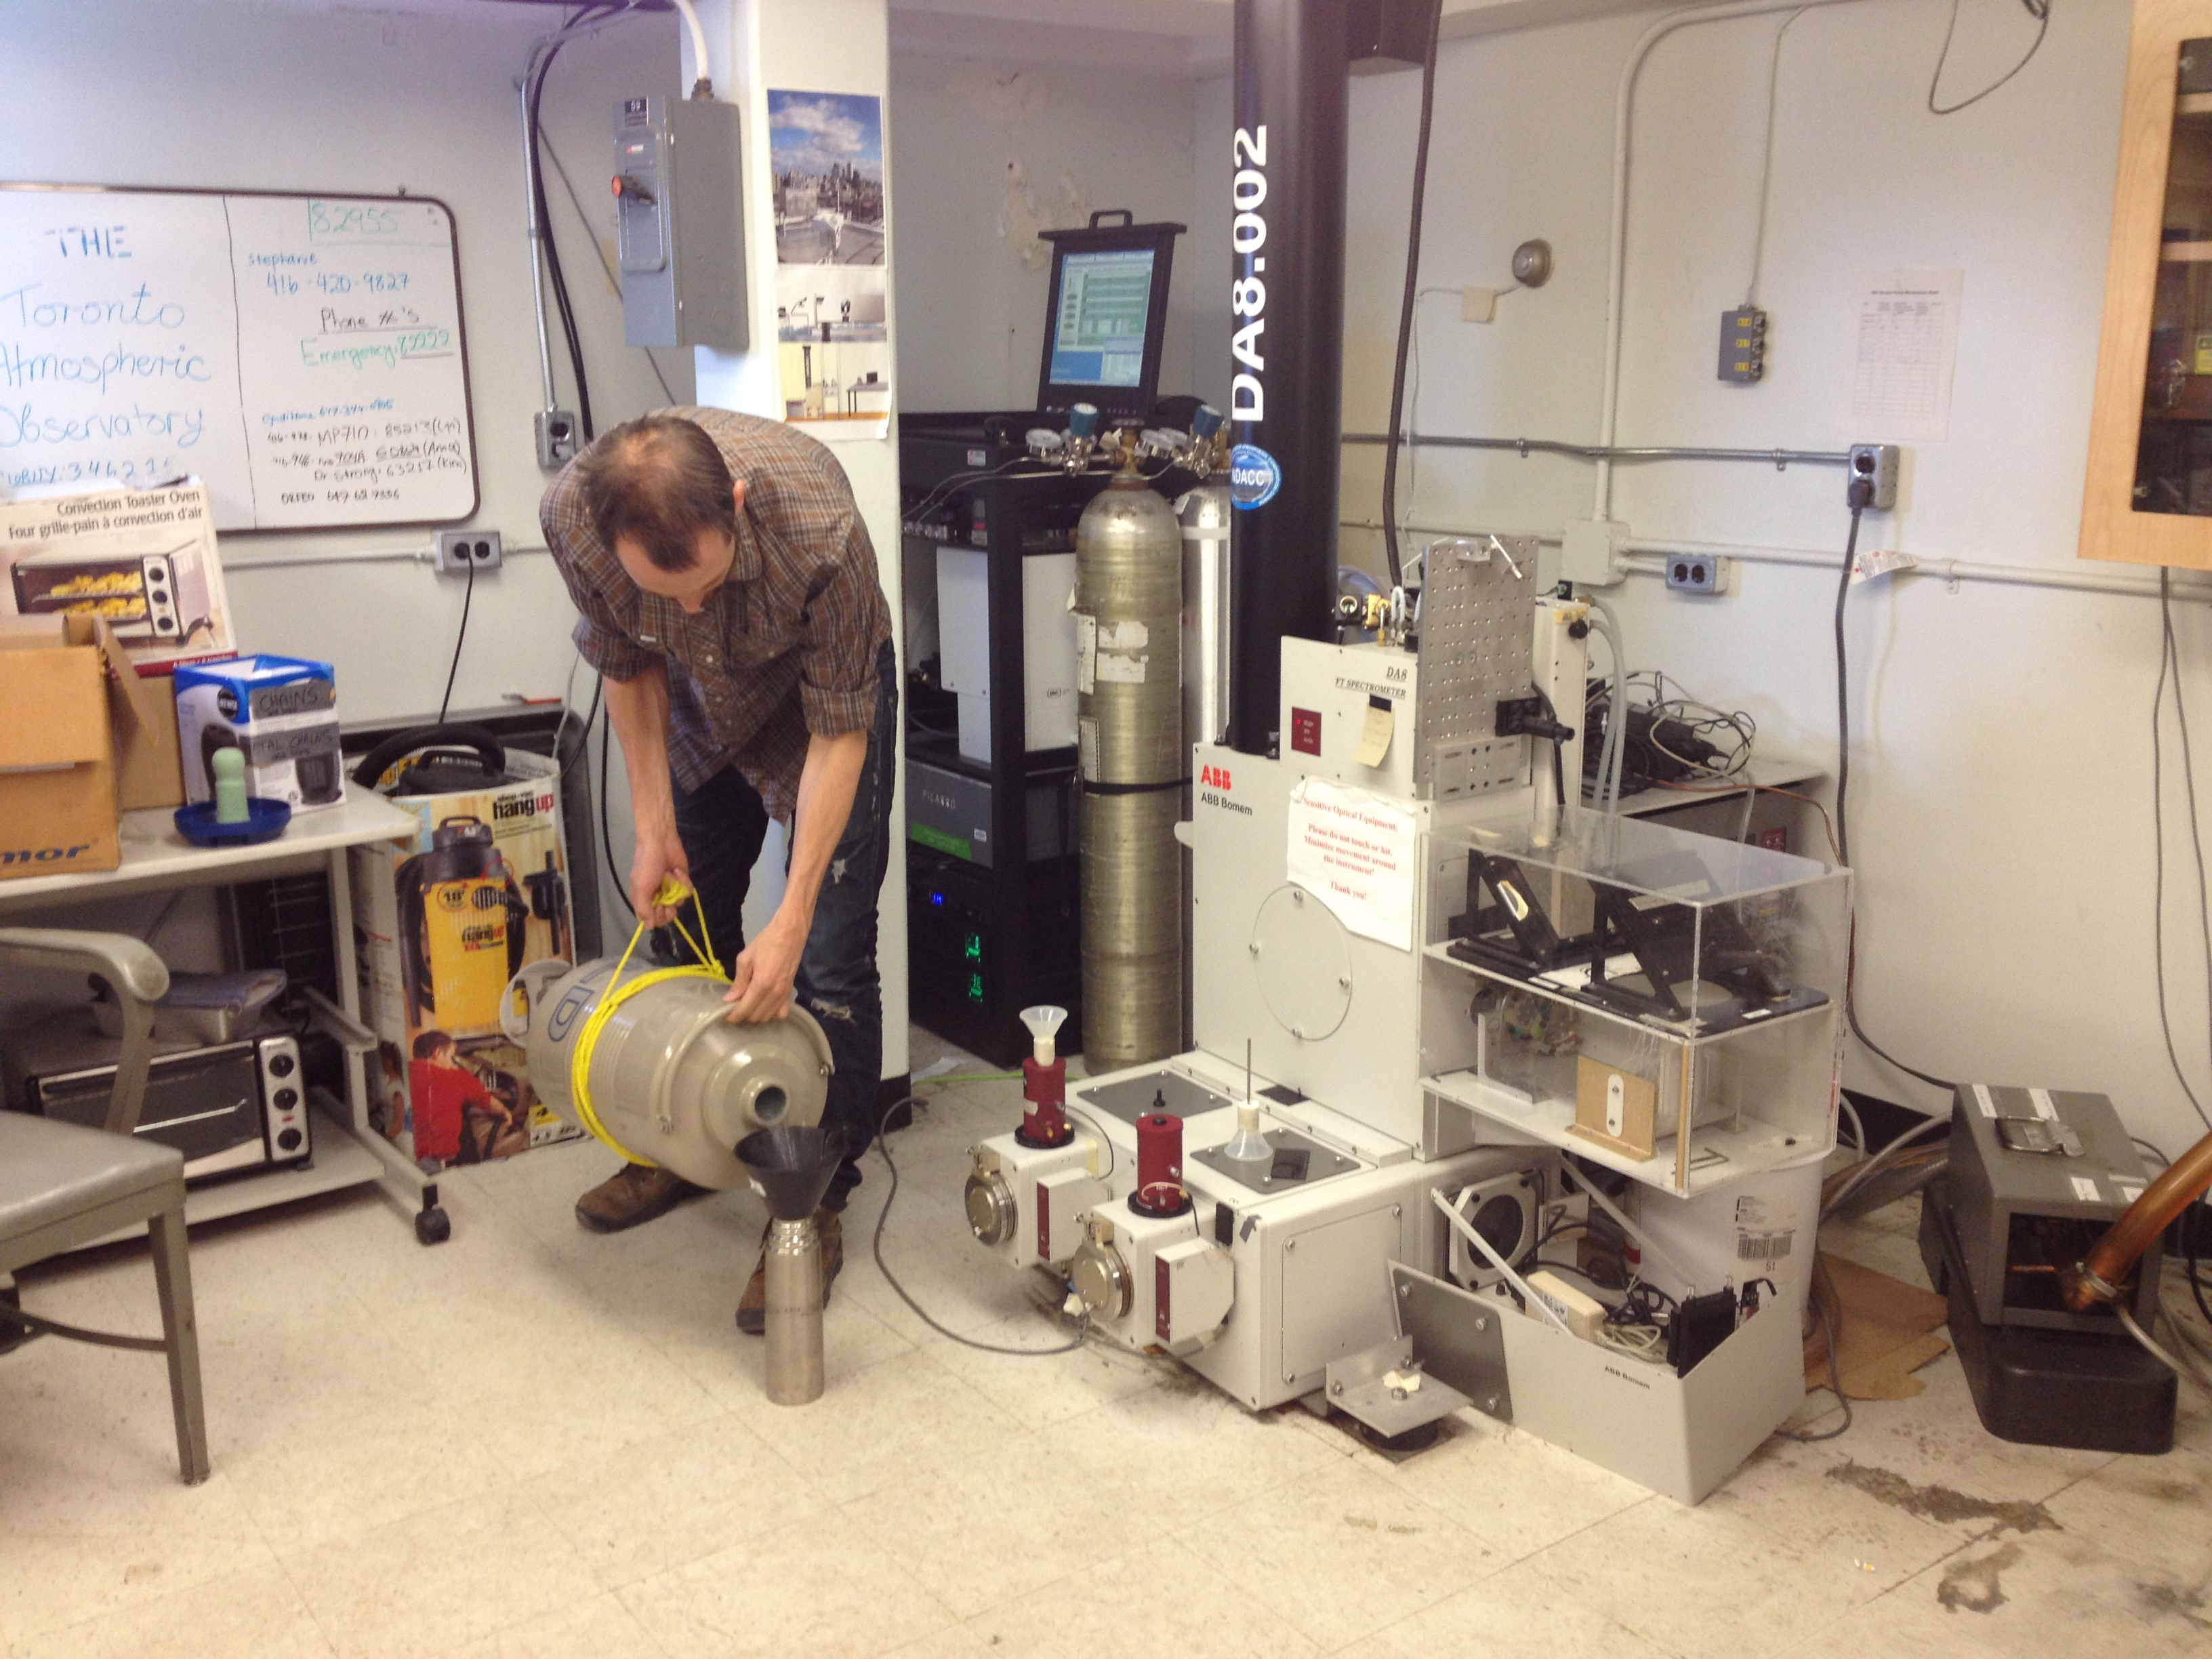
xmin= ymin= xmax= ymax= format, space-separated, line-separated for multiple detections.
xmin=763 ymin=1216 xmax=825 ymax=1406
xmin=1075 ymin=466 xmax=1185 ymax=1071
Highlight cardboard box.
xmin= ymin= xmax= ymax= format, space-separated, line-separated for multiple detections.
xmin=176 ymin=655 xmax=344 ymax=813
xmin=0 ymin=617 xmax=119 ymax=878
xmin=350 ymin=747 xmax=581 ymax=1166
xmin=64 ymin=613 xmax=184 ymax=811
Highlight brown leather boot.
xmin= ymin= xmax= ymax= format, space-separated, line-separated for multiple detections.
xmin=735 ymin=1208 xmax=843 ymax=1335
xmin=573 ymin=1162 xmax=707 ymax=1233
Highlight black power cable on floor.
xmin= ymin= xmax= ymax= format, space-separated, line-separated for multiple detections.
xmin=1831 ymin=493 xmax=1955 ymax=1094
xmin=1378 ymin=0 xmax=1443 ymax=591
xmin=869 ymin=1096 xmax=1088 ymax=1356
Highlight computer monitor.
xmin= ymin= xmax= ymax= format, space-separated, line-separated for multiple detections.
xmin=1034 ymin=213 xmax=1184 ymax=425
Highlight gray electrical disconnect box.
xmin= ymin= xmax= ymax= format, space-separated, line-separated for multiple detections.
xmin=615 ymin=96 xmax=747 ymax=350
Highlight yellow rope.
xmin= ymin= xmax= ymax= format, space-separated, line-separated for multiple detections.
xmin=569 ymin=876 xmax=727 ymax=1166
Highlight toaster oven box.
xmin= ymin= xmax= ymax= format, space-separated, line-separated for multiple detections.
xmin=0 ymin=480 xmax=234 ymax=672
xmin=0 ymin=613 xmax=186 ymax=880
xmin=350 ymin=749 xmax=581 ymax=1166
xmin=176 ymin=655 xmax=344 ymax=813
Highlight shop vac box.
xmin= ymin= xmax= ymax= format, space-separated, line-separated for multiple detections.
xmin=176 ymin=655 xmax=344 ymax=813
xmin=350 ymin=748 xmax=581 ymax=1167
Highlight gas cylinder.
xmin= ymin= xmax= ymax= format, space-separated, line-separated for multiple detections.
xmin=504 ymin=957 xmax=834 ymax=1190
xmin=1074 ymin=463 xmax=1184 ymax=1070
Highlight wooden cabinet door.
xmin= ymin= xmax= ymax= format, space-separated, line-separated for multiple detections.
xmin=2084 ymin=1 xmax=2212 ymax=568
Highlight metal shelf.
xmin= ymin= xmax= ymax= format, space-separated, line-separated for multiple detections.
xmin=1425 ymin=1067 xmax=1828 ymax=1200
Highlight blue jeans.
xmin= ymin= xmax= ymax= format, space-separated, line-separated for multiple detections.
xmin=660 ymin=641 xmax=897 ymax=1212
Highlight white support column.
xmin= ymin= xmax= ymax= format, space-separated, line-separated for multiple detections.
xmin=689 ymin=0 xmax=908 ymax=1086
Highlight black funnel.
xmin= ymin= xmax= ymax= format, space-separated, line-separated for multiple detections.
xmin=735 ymin=1126 xmax=840 ymax=1221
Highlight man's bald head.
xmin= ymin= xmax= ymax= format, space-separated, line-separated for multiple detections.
xmin=577 ymin=414 xmax=739 ymax=573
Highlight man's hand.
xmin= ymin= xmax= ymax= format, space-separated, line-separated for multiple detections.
xmin=724 ymin=907 xmax=806 ymax=1023
xmin=630 ymin=827 xmax=691 ymax=926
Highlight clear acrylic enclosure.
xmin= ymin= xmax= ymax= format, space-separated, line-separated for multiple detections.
xmin=1418 ymin=813 xmax=1850 ymax=1195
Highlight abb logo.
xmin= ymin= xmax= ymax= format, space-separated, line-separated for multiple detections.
xmin=1199 ymin=764 xmax=1233 ymax=789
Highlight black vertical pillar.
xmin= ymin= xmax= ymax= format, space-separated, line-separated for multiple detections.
xmin=1227 ymin=0 xmax=1349 ymax=756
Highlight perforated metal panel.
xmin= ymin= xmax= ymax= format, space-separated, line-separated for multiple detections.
xmin=1415 ymin=535 xmax=1538 ymax=800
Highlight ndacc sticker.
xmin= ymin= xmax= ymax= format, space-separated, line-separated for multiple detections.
xmin=1229 ymin=443 xmax=1282 ymax=509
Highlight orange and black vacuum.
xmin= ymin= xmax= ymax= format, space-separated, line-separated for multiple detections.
xmin=395 ymin=815 xmax=531 ymax=1035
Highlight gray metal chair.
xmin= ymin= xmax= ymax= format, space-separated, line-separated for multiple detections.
xmin=0 ymin=928 xmax=209 ymax=1484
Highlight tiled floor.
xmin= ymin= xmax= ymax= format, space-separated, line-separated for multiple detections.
xmin=4 ymin=1029 xmax=2208 ymax=1658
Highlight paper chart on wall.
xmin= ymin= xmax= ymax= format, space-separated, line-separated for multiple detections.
xmin=1286 ymin=775 xmax=1418 ymax=952
xmin=769 ymin=90 xmax=890 ymax=443
xmin=1843 ymin=269 xmax=1962 ymax=443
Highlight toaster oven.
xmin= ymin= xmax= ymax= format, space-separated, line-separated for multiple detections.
xmin=2 ymin=1021 xmax=311 ymax=1183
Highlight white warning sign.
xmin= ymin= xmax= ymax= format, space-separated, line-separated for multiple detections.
xmin=1286 ymin=776 xmax=1418 ymax=951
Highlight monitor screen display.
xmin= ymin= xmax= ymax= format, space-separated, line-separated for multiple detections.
xmin=1046 ymin=249 xmax=1156 ymax=389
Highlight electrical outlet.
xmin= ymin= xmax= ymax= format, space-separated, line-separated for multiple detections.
xmin=1664 ymin=553 xmax=1729 ymax=596
xmin=1847 ymin=443 xmax=1900 ymax=510
xmin=434 ymin=530 xmax=503 ymax=575
xmin=535 ymin=409 xmax=581 ymax=470
xmin=1719 ymin=306 xmax=1767 ymax=383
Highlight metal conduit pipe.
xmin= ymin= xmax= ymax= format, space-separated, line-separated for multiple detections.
xmin=1335 ymin=518 xmax=2212 ymax=605
xmin=1344 ymin=430 xmax=1851 ymax=468
xmin=220 ymin=545 xmax=554 ymax=573
xmin=1595 ymin=0 xmax=1878 ymax=518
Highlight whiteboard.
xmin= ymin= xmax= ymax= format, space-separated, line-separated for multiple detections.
xmin=0 ymin=186 xmax=478 ymax=531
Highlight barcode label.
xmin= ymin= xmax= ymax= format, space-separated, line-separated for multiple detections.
xmin=2028 ymin=1088 xmax=2057 ymax=1121
xmin=1971 ymin=1084 xmax=1997 ymax=1118
xmin=1738 ymin=1231 xmax=1794 ymax=1261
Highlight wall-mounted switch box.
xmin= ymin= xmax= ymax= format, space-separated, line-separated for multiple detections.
xmin=615 ymin=95 xmax=747 ymax=350
xmin=1719 ymin=306 xmax=1767 ymax=383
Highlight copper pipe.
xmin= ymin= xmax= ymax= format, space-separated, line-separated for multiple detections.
xmin=2064 ymin=1129 xmax=2212 ymax=1311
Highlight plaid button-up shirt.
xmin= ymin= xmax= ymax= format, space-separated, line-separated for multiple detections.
xmin=540 ymin=408 xmax=893 ymax=823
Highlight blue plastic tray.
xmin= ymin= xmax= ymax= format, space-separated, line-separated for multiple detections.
xmin=173 ymin=798 xmax=293 ymax=848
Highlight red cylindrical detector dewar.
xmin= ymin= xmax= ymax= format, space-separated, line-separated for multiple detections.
xmin=1017 ymin=1055 xmax=1072 ymax=1147
xmin=1131 ymin=1111 xmax=1192 ymax=1216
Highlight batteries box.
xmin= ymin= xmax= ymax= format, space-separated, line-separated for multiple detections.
xmin=350 ymin=747 xmax=582 ymax=1166
xmin=176 ymin=655 xmax=344 ymax=813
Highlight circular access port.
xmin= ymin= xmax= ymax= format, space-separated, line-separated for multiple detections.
xmin=753 ymin=1084 xmax=789 ymax=1124
xmin=964 ymin=1170 xmax=1014 ymax=1245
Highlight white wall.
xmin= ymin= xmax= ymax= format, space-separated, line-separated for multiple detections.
xmin=0 ymin=0 xmax=684 ymax=988
xmin=0 ymin=0 xmax=685 ymax=717
xmin=1225 ymin=0 xmax=2212 ymax=1152
xmin=887 ymin=56 xmax=1202 ymax=411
